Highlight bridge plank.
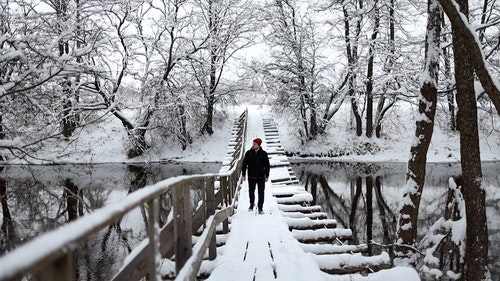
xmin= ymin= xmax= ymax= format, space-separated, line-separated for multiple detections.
xmin=280 ymin=211 xmax=328 ymax=220
xmin=312 ymin=252 xmax=392 ymax=274
xmin=284 ymin=217 xmax=338 ymax=230
xmin=299 ymin=243 xmax=368 ymax=255
xmin=292 ymin=228 xmax=353 ymax=243
xmin=278 ymin=204 xmax=322 ymax=213
xmin=275 ymin=193 xmax=313 ymax=205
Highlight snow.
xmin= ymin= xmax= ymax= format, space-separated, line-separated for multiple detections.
xmin=1 ymin=103 xmax=498 ymax=280
xmin=203 ymin=187 xmax=327 ymax=281
xmin=9 ymin=95 xmax=499 ymax=165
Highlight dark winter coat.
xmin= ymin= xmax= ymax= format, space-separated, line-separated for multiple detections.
xmin=241 ymin=148 xmax=270 ymax=179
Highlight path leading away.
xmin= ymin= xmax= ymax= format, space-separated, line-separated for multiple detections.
xmin=206 ymin=107 xmax=326 ymax=281
xmin=204 ymin=106 xmax=420 ymax=281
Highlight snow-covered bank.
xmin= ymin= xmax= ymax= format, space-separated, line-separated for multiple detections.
xmin=274 ymin=105 xmax=500 ymax=164
xmin=4 ymin=104 xmax=499 ymax=165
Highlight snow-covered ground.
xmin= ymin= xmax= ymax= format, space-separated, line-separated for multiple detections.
xmin=23 ymin=102 xmax=500 ymax=165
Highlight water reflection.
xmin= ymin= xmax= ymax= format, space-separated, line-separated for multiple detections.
xmin=290 ymin=161 xmax=500 ymax=279
xmin=0 ymin=162 xmax=220 ymax=279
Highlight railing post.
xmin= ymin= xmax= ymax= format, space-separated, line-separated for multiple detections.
xmin=220 ymin=176 xmax=230 ymax=234
xmin=227 ymin=173 xmax=234 ymax=203
xmin=205 ymin=177 xmax=217 ymax=260
xmin=220 ymin=176 xmax=228 ymax=207
xmin=173 ymin=181 xmax=192 ymax=274
xmin=147 ymin=198 xmax=160 ymax=281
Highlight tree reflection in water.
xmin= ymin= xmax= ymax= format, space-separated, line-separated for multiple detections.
xmin=0 ymin=162 xmax=220 ymax=280
xmin=291 ymin=161 xmax=500 ymax=280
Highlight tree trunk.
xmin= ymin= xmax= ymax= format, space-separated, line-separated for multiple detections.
xmin=127 ymin=107 xmax=152 ymax=158
xmin=65 ymin=179 xmax=79 ymax=222
xmin=442 ymin=19 xmax=456 ymax=130
xmin=375 ymin=0 xmax=395 ymax=138
xmin=58 ymin=0 xmax=79 ymax=138
xmin=61 ymin=85 xmax=79 ymax=138
xmin=366 ymin=69 xmax=374 ymax=137
xmin=365 ymin=0 xmax=379 ymax=138
xmin=351 ymin=94 xmax=363 ymax=137
xmin=395 ymin=0 xmax=440 ymax=265
xmin=0 ymin=170 xmax=16 ymax=252
xmin=203 ymin=0 xmax=217 ymax=136
xmin=452 ymin=1 xmax=489 ymax=279
xmin=349 ymin=177 xmax=363 ymax=245
xmin=0 ymin=115 xmax=4 ymax=161
xmin=366 ymin=176 xmax=373 ymax=255
xmin=343 ymin=3 xmax=363 ymax=137
xmin=177 ymin=104 xmax=191 ymax=150
xmin=202 ymin=89 xmax=215 ymax=135
xmin=307 ymin=94 xmax=319 ymax=139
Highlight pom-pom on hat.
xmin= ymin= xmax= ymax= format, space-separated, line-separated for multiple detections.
xmin=253 ymin=138 xmax=262 ymax=146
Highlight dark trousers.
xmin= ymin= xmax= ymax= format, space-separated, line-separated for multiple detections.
xmin=248 ymin=177 xmax=265 ymax=210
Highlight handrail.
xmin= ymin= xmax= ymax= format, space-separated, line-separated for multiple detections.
xmin=174 ymin=207 xmax=234 ymax=281
xmin=0 ymin=109 xmax=248 ymax=281
xmin=172 ymin=109 xmax=247 ymax=281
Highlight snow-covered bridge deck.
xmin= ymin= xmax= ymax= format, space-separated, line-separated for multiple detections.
xmin=200 ymin=109 xmax=419 ymax=281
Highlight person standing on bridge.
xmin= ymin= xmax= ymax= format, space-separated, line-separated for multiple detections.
xmin=242 ymin=137 xmax=270 ymax=215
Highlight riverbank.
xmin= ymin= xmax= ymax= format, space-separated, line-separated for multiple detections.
xmin=245 ymin=105 xmax=500 ymax=164
xmin=4 ymin=104 xmax=499 ymax=165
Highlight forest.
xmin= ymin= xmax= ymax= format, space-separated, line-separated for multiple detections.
xmin=1 ymin=0 xmax=500 ymax=280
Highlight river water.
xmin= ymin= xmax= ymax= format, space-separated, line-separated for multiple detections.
xmin=289 ymin=160 xmax=500 ymax=280
xmin=0 ymin=161 xmax=499 ymax=279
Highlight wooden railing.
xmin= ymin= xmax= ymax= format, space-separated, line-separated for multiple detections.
xmin=0 ymin=109 xmax=247 ymax=281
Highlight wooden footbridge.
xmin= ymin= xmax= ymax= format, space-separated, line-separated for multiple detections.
xmin=0 ymin=109 xmax=397 ymax=281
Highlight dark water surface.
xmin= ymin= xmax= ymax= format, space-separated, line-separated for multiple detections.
xmin=1 ymin=161 xmax=499 ymax=279
xmin=290 ymin=160 xmax=500 ymax=280
xmin=0 ymin=162 xmax=221 ymax=271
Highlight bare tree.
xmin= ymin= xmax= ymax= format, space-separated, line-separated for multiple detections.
xmin=444 ymin=0 xmax=490 ymax=279
xmin=49 ymin=0 xmax=81 ymax=138
xmin=342 ymin=0 xmax=364 ymax=136
xmin=0 ymin=168 xmax=16 ymax=253
xmin=433 ymin=0 xmax=500 ymax=277
xmin=365 ymin=0 xmax=380 ymax=138
xmin=260 ymin=0 xmax=348 ymax=141
xmin=374 ymin=0 xmax=398 ymax=138
xmin=343 ymin=0 xmax=415 ymax=139
xmin=193 ymin=0 xmax=255 ymax=136
xmin=442 ymin=16 xmax=457 ymax=131
xmin=86 ymin=0 xmax=209 ymax=156
xmin=395 ymin=0 xmax=441 ymax=266
xmin=266 ymin=0 xmax=320 ymax=140
xmin=0 ymin=0 xmax=103 ymax=161
xmin=436 ymin=0 xmax=500 ymax=114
